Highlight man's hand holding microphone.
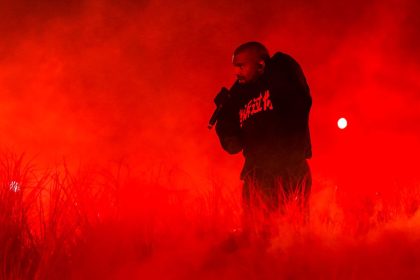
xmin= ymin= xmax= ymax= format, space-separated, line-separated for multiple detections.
xmin=208 ymin=87 xmax=231 ymax=129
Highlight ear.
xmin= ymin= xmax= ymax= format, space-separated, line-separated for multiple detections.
xmin=257 ymin=60 xmax=266 ymax=73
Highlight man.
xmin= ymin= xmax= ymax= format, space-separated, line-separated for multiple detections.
xmin=213 ymin=42 xmax=312 ymax=237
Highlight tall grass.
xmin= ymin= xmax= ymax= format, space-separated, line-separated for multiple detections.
xmin=0 ymin=153 xmax=419 ymax=279
xmin=0 ymin=154 xmax=118 ymax=279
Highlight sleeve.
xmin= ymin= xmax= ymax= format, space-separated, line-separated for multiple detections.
xmin=215 ymin=94 xmax=243 ymax=155
xmin=269 ymin=52 xmax=312 ymax=158
xmin=269 ymin=52 xmax=311 ymax=130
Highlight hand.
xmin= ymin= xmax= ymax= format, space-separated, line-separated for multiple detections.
xmin=214 ymin=87 xmax=231 ymax=106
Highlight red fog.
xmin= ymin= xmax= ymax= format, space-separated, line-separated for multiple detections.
xmin=0 ymin=0 xmax=419 ymax=279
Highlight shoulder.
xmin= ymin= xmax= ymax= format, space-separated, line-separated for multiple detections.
xmin=271 ymin=51 xmax=294 ymax=62
xmin=266 ymin=52 xmax=310 ymax=96
xmin=268 ymin=52 xmax=303 ymax=73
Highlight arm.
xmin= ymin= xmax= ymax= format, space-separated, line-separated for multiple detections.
xmin=269 ymin=52 xmax=312 ymax=158
xmin=269 ymin=52 xmax=311 ymax=129
xmin=214 ymin=88 xmax=243 ymax=154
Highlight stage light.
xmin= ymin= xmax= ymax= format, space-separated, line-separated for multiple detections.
xmin=337 ymin=117 xmax=347 ymax=129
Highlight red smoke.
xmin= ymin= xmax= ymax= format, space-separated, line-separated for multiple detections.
xmin=0 ymin=0 xmax=419 ymax=278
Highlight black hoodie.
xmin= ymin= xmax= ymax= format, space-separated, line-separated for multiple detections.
xmin=215 ymin=52 xmax=312 ymax=179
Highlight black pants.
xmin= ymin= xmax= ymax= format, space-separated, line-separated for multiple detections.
xmin=241 ymin=160 xmax=312 ymax=234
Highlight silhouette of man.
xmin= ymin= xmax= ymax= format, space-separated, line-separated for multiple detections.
xmin=214 ymin=42 xmax=312 ymax=237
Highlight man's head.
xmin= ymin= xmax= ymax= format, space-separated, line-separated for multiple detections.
xmin=232 ymin=42 xmax=270 ymax=84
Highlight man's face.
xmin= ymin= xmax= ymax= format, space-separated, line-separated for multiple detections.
xmin=232 ymin=50 xmax=264 ymax=84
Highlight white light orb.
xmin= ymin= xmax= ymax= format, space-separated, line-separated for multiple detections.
xmin=337 ymin=117 xmax=347 ymax=129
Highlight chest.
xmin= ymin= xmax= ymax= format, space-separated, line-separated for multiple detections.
xmin=238 ymin=88 xmax=275 ymax=128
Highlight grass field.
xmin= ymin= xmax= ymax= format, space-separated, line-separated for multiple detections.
xmin=1 ymin=153 xmax=419 ymax=279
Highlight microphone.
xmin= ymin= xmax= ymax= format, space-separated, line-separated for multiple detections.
xmin=208 ymin=87 xmax=230 ymax=129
